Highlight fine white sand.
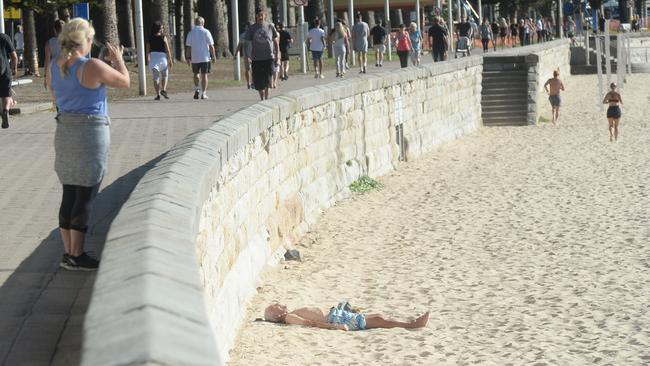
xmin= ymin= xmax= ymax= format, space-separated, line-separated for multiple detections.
xmin=228 ymin=74 xmax=650 ymax=365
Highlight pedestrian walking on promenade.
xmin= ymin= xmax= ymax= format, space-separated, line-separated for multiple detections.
xmin=235 ymin=23 xmax=253 ymax=89
xmin=330 ymin=21 xmax=349 ymax=78
xmin=395 ymin=24 xmax=412 ymax=68
xmin=498 ymin=18 xmax=508 ymax=48
xmin=307 ymin=18 xmax=326 ymax=79
xmin=44 ymin=20 xmax=65 ymax=90
xmin=370 ymin=20 xmax=387 ymax=67
xmin=490 ymin=19 xmax=499 ymax=51
xmin=518 ymin=19 xmax=526 ymax=46
xmin=340 ymin=19 xmax=353 ymax=70
xmin=277 ymin=23 xmax=293 ymax=81
xmin=351 ymin=12 xmax=369 ymax=73
xmin=543 ymin=69 xmax=565 ymax=125
xmin=0 ymin=32 xmax=17 ymax=129
xmin=148 ymin=21 xmax=173 ymax=100
xmin=185 ymin=16 xmax=216 ymax=100
xmin=603 ymin=82 xmax=623 ymax=142
xmin=566 ymin=16 xmax=577 ymax=46
xmin=428 ymin=17 xmax=448 ymax=62
xmin=536 ymin=17 xmax=545 ymax=43
xmin=480 ymin=18 xmax=493 ymax=52
xmin=510 ymin=18 xmax=518 ymax=46
xmin=408 ymin=22 xmax=422 ymax=66
xmin=244 ymin=7 xmax=279 ymax=100
xmin=13 ymin=25 xmax=23 ymax=69
xmin=47 ymin=18 xmax=130 ymax=271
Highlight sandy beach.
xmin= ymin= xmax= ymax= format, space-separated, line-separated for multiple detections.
xmin=228 ymin=74 xmax=650 ymax=365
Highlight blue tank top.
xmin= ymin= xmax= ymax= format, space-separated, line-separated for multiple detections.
xmin=51 ymin=57 xmax=107 ymax=116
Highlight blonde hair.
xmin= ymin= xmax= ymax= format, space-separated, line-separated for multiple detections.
xmin=409 ymin=22 xmax=418 ymax=30
xmin=58 ymin=18 xmax=95 ymax=77
xmin=335 ymin=22 xmax=346 ymax=38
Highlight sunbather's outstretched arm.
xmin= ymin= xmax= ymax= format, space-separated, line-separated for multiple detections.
xmin=285 ymin=314 xmax=348 ymax=331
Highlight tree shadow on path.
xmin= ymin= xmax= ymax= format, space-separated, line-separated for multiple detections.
xmin=0 ymin=153 xmax=166 ymax=366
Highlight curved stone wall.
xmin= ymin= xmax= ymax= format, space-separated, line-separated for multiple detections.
xmin=81 ymin=57 xmax=483 ymax=366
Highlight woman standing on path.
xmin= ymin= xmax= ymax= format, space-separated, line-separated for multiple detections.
xmin=395 ymin=24 xmax=412 ymax=68
xmin=330 ymin=21 xmax=349 ymax=78
xmin=47 ymin=18 xmax=130 ymax=270
xmin=480 ymin=18 xmax=493 ymax=52
xmin=603 ymin=82 xmax=623 ymax=142
xmin=147 ymin=21 xmax=173 ymax=100
xmin=408 ymin=22 xmax=423 ymax=66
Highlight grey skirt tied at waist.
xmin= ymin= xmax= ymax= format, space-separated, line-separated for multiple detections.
xmin=54 ymin=113 xmax=111 ymax=187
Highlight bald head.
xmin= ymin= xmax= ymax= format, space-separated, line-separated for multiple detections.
xmin=264 ymin=303 xmax=289 ymax=323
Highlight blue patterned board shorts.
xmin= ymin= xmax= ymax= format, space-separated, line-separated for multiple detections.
xmin=326 ymin=307 xmax=366 ymax=331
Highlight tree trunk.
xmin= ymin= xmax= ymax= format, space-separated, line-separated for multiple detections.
xmin=183 ymin=0 xmax=193 ymax=38
xmin=215 ymin=0 xmax=231 ymax=57
xmin=197 ymin=0 xmax=231 ymax=58
xmin=22 ymin=8 xmax=39 ymax=76
xmin=117 ymin=0 xmax=136 ymax=48
xmin=144 ymin=0 xmax=170 ymax=42
xmin=305 ymin=0 xmax=324 ymax=24
xmin=94 ymin=0 xmax=121 ymax=46
xmin=175 ymin=0 xmax=185 ymax=60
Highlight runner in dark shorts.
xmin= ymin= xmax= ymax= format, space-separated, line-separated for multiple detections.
xmin=251 ymin=59 xmax=273 ymax=91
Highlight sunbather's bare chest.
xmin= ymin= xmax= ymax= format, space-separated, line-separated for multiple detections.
xmin=290 ymin=307 xmax=327 ymax=322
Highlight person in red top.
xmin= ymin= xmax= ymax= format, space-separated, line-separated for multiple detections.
xmin=394 ymin=24 xmax=412 ymax=68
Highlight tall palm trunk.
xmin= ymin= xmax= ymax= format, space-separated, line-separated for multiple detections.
xmin=22 ymin=8 xmax=39 ymax=76
xmin=117 ymin=0 xmax=136 ymax=48
xmin=145 ymin=0 xmax=170 ymax=41
xmin=94 ymin=0 xmax=121 ymax=46
xmin=183 ymin=0 xmax=193 ymax=38
xmin=175 ymin=0 xmax=185 ymax=60
xmin=197 ymin=0 xmax=230 ymax=58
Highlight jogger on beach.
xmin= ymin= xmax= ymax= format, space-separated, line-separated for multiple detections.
xmin=544 ymin=69 xmax=565 ymax=124
xmin=603 ymin=82 xmax=623 ymax=142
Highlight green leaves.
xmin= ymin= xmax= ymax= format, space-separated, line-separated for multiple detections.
xmin=350 ymin=176 xmax=384 ymax=193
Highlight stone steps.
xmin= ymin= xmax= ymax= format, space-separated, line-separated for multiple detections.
xmin=481 ymin=68 xmax=528 ymax=126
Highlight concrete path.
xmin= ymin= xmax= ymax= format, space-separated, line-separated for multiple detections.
xmin=0 ymin=56 xmax=410 ymax=365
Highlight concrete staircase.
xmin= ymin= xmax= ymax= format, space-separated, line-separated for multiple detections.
xmin=481 ymin=59 xmax=529 ymax=126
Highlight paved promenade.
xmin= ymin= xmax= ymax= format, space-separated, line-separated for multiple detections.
xmin=0 ymin=56 xmax=412 ymax=365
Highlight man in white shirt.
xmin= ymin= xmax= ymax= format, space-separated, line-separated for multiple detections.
xmin=307 ymin=18 xmax=326 ymax=79
xmin=185 ymin=16 xmax=217 ymax=99
xmin=14 ymin=25 xmax=24 ymax=68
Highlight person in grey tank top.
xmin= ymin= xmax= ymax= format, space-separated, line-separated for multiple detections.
xmin=351 ymin=12 xmax=369 ymax=73
xmin=47 ymin=18 xmax=130 ymax=271
xmin=44 ymin=20 xmax=65 ymax=90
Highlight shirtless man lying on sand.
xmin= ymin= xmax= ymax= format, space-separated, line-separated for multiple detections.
xmin=264 ymin=302 xmax=429 ymax=331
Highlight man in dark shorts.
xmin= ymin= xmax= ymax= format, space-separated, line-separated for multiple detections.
xmin=185 ymin=16 xmax=216 ymax=99
xmin=0 ymin=33 xmax=17 ymax=129
xmin=244 ymin=7 xmax=279 ymax=100
xmin=277 ymin=23 xmax=292 ymax=81
xmin=370 ymin=20 xmax=387 ymax=67
xmin=428 ymin=17 xmax=448 ymax=62
xmin=544 ymin=69 xmax=565 ymax=125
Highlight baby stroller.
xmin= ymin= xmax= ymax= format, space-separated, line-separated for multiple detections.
xmin=455 ymin=36 xmax=471 ymax=58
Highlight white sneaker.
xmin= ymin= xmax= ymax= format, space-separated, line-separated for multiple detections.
xmin=201 ymin=92 xmax=208 ymax=99
xmin=319 ymin=74 xmax=325 ymax=79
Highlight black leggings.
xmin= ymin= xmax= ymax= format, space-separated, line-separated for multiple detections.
xmin=397 ymin=50 xmax=409 ymax=68
xmin=59 ymin=183 xmax=100 ymax=233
